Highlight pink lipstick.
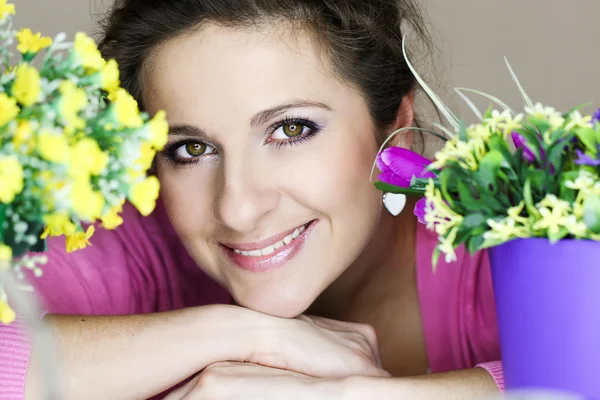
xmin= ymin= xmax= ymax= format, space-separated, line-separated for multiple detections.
xmin=220 ymin=220 xmax=317 ymax=272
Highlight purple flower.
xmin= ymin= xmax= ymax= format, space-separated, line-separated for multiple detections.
xmin=511 ymin=131 xmax=537 ymax=163
xmin=575 ymin=149 xmax=600 ymax=166
xmin=414 ymin=198 xmax=427 ymax=224
xmin=592 ymin=108 xmax=600 ymax=126
xmin=376 ymin=147 xmax=435 ymax=188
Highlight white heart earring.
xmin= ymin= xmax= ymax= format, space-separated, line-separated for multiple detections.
xmin=383 ymin=193 xmax=406 ymax=217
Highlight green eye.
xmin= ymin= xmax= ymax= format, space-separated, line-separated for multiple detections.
xmin=281 ymin=123 xmax=305 ymax=137
xmin=185 ymin=142 xmax=207 ymax=157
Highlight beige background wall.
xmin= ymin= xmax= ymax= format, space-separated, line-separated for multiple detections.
xmin=13 ymin=0 xmax=600 ymax=122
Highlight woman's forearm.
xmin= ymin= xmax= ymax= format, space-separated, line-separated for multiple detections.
xmin=25 ymin=305 xmax=261 ymax=400
xmin=340 ymin=368 xmax=499 ymax=400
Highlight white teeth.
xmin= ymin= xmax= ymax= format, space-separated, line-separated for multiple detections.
xmin=261 ymin=245 xmax=276 ymax=256
xmin=232 ymin=224 xmax=308 ymax=257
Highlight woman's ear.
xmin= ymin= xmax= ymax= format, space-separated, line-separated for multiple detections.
xmin=387 ymin=91 xmax=416 ymax=149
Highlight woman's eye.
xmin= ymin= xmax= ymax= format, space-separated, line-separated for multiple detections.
xmin=174 ymin=141 xmax=216 ymax=159
xmin=271 ymin=122 xmax=311 ymax=140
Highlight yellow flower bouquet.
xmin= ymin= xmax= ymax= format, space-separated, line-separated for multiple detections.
xmin=0 ymin=2 xmax=167 ymax=323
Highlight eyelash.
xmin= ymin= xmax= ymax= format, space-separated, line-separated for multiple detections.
xmin=161 ymin=117 xmax=321 ymax=167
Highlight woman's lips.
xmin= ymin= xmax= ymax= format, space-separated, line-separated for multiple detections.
xmin=220 ymin=220 xmax=317 ymax=272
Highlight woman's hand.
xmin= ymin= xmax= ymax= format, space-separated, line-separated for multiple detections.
xmin=252 ymin=314 xmax=389 ymax=378
xmin=164 ymin=362 xmax=341 ymax=400
xmin=166 ymin=363 xmax=499 ymax=400
xmin=26 ymin=306 xmax=386 ymax=399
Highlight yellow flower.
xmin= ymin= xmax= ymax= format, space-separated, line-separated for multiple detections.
xmin=101 ymin=202 xmax=124 ymax=230
xmin=37 ymin=130 xmax=70 ymax=164
xmin=109 ymin=89 xmax=143 ymax=128
xmin=148 ymin=110 xmax=168 ymax=149
xmin=0 ymin=93 xmax=19 ymax=127
xmin=12 ymin=63 xmax=41 ymax=107
xmin=565 ymin=216 xmax=588 ymax=237
xmin=70 ymin=179 xmax=105 ymax=221
xmin=58 ymin=80 xmax=88 ymax=130
xmin=100 ymin=59 xmax=120 ymax=94
xmin=68 ymin=138 xmax=108 ymax=178
xmin=484 ymin=217 xmax=529 ymax=243
xmin=525 ymin=103 xmax=565 ymax=138
xmin=438 ymin=227 xmax=459 ymax=263
xmin=533 ymin=195 xmax=572 ymax=236
xmin=12 ymin=120 xmax=34 ymax=151
xmin=16 ymin=28 xmax=52 ymax=54
xmin=507 ymin=201 xmax=529 ymax=225
xmin=0 ymin=301 xmax=16 ymax=324
xmin=135 ymin=141 xmax=156 ymax=171
xmin=66 ymin=225 xmax=95 ymax=253
xmin=467 ymin=124 xmax=492 ymax=141
xmin=0 ymin=155 xmax=24 ymax=203
xmin=565 ymin=170 xmax=597 ymax=192
xmin=0 ymin=244 xmax=12 ymax=263
xmin=423 ymin=181 xmax=463 ymax=236
xmin=74 ymin=32 xmax=105 ymax=71
xmin=485 ymin=110 xmax=524 ymax=137
xmin=0 ymin=0 xmax=15 ymax=21
xmin=41 ymin=213 xmax=76 ymax=239
xmin=564 ymin=111 xmax=593 ymax=132
xmin=129 ymin=176 xmax=160 ymax=216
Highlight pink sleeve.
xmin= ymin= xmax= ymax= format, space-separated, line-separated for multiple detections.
xmin=0 ymin=318 xmax=31 ymax=399
xmin=476 ymin=361 xmax=505 ymax=393
xmin=0 ymin=202 xmax=225 ymax=399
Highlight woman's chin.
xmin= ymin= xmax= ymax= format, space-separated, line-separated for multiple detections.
xmin=233 ymin=289 xmax=316 ymax=318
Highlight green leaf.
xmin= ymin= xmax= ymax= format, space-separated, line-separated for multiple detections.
xmin=547 ymin=135 xmax=573 ymax=172
xmin=402 ymin=35 xmax=459 ymax=130
xmin=504 ymin=56 xmax=534 ymax=109
xmin=482 ymin=106 xmax=493 ymax=121
xmin=456 ymin=180 xmax=483 ymax=210
xmin=374 ymin=181 xmax=424 ymax=196
xmin=439 ymin=169 xmax=456 ymax=208
xmin=462 ymin=212 xmax=487 ymax=229
xmin=548 ymin=227 xmax=569 ymax=243
xmin=474 ymin=150 xmax=505 ymax=192
xmin=431 ymin=247 xmax=441 ymax=272
xmin=454 ymin=88 xmax=483 ymax=121
xmin=523 ymin=179 xmax=540 ymax=217
xmin=455 ymin=87 xmax=516 ymax=116
xmin=527 ymin=116 xmax=551 ymax=136
xmin=575 ymin=127 xmax=598 ymax=154
xmin=583 ymin=194 xmax=600 ymax=234
xmin=467 ymin=234 xmax=486 ymax=254
xmin=0 ymin=203 xmax=5 ymax=243
xmin=563 ymin=103 xmax=593 ymax=118
xmin=458 ymin=120 xmax=469 ymax=142
xmin=549 ymin=128 xmax=568 ymax=144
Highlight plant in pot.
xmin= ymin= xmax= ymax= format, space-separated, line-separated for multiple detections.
xmin=374 ymin=43 xmax=600 ymax=399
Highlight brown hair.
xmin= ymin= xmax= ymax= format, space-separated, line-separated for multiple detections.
xmin=98 ymin=0 xmax=432 ymax=144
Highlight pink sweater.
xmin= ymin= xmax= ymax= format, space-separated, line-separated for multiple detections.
xmin=0 ymin=202 xmax=503 ymax=398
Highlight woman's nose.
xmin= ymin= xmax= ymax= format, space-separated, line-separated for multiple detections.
xmin=213 ymin=157 xmax=279 ymax=233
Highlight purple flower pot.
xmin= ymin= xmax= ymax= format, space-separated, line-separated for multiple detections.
xmin=489 ymin=239 xmax=600 ymax=399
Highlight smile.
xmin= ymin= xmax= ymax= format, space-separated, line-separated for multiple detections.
xmin=220 ymin=220 xmax=317 ymax=272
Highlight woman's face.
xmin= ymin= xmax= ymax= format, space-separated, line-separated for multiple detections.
xmin=144 ymin=23 xmax=391 ymax=317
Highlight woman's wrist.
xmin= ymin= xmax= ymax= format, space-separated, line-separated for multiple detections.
xmin=189 ymin=304 xmax=274 ymax=367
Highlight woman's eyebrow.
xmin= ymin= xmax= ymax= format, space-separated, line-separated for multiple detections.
xmin=250 ymin=100 xmax=331 ymax=127
xmin=168 ymin=124 xmax=209 ymax=139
